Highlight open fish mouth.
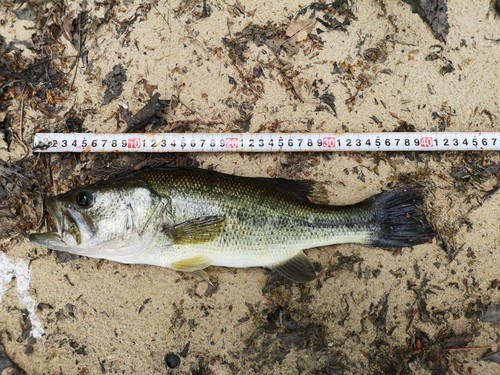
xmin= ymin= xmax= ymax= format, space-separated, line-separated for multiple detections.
xmin=28 ymin=198 xmax=95 ymax=250
xmin=29 ymin=198 xmax=65 ymax=249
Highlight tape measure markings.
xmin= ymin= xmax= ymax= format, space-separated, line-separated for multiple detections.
xmin=33 ymin=132 xmax=500 ymax=152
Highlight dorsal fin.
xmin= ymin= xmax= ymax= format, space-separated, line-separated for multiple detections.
xmin=137 ymin=167 xmax=317 ymax=203
xmin=251 ymin=177 xmax=315 ymax=203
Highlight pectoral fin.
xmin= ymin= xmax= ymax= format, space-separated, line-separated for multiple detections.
xmin=165 ymin=216 xmax=225 ymax=245
xmin=270 ymin=251 xmax=316 ymax=283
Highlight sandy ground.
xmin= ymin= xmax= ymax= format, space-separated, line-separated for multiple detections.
xmin=0 ymin=0 xmax=499 ymax=374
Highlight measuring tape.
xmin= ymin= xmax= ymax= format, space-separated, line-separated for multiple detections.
xmin=33 ymin=132 xmax=500 ymax=153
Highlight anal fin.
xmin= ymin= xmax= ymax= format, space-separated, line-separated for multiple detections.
xmin=270 ymin=251 xmax=316 ymax=283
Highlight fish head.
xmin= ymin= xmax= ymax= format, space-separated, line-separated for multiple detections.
xmin=29 ymin=178 xmax=165 ymax=260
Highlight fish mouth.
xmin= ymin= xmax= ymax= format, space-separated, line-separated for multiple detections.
xmin=29 ymin=197 xmax=65 ymax=249
xmin=47 ymin=197 xmax=64 ymax=236
xmin=29 ymin=197 xmax=95 ymax=250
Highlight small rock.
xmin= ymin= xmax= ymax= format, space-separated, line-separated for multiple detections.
xmin=165 ymin=353 xmax=181 ymax=369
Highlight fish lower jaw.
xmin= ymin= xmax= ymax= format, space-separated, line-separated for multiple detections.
xmin=81 ymin=243 xmax=155 ymax=264
xmin=29 ymin=232 xmax=72 ymax=252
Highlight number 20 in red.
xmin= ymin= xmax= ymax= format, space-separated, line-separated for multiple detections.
xmin=225 ymin=138 xmax=239 ymax=148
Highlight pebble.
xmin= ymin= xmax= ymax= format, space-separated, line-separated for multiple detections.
xmin=164 ymin=353 xmax=181 ymax=369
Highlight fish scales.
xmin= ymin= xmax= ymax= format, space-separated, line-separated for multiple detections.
xmin=139 ymin=169 xmax=374 ymax=262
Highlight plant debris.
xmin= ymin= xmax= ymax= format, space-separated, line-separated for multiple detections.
xmin=118 ymin=92 xmax=170 ymax=132
xmin=0 ymin=160 xmax=42 ymax=240
xmin=479 ymin=304 xmax=500 ymax=325
xmin=482 ymin=351 xmax=500 ymax=364
xmin=403 ymin=0 xmax=450 ymax=42
xmin=0 ymin=343 xmax=25 ymax=375
xmin=102 ymin=64 xmax=127 ymax=105
xmin=425 ymin=45 xmax=455 ymax=75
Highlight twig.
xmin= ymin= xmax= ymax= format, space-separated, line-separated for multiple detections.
xmin=446 ymin=346 xmax=492 ymax=351
xmin=11 ymin=132 xmax=29 ymax=161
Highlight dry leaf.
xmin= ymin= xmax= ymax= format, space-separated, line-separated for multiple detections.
xmin=482 ymin=351 xmax=500 ymax=364
xmin=295 ymin=30 xmax=309 ymax=42
xmin=472 ymin=176 xmax=498 ymax=192
xmin=141 ymin=79 xmax=158 ymax=97
xmin=480 ymin=304 xmax=500 ymax=325
xmin=285 ymin=20 xmax=315 ymax=38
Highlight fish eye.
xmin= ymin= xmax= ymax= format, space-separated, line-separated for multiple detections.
xmin=76 ymin=191 xmax=94 ymax=208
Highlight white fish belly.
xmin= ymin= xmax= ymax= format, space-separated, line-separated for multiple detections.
xmin=142 ymin=229 xmax=372 ymax=269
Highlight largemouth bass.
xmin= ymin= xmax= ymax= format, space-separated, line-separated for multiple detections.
xmin=29 ymin=168 xmax=433 ymax=282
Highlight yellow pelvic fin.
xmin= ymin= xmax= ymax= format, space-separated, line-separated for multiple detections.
xmin=166 ymin=216 xmax=225 ymax=245
xmin=191 ymin=269 xmax=213 ymax=285
xmin=170 ymin=255 xmax=211 ymax=272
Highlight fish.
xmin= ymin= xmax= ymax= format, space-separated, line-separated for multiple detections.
xmin=29 ymin=168 xmax=433 ymax=282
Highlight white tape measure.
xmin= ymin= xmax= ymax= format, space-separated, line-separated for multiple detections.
xmin=33 ymin=132 xmax=500 ymax=153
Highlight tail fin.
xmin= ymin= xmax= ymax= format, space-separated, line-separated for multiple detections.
xmin=369 ymin=187 xmax=433 ymax=248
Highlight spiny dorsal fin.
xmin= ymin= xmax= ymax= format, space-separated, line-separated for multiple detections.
xmin=165 ymin=216 xmax=225 ymax=245
xmin=170 ymin=255 xmax=211 ymax=272
xmin=270 ymin=251 xmax=316 ymax=283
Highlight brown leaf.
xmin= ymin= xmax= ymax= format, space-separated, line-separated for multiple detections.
xmin=471 ymin=176 xmax=498 ymax=192
xmin=141 ymin=79 xmax=158 ymax=97
xmin=286 ymin=20 xmax=315 ymax=38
